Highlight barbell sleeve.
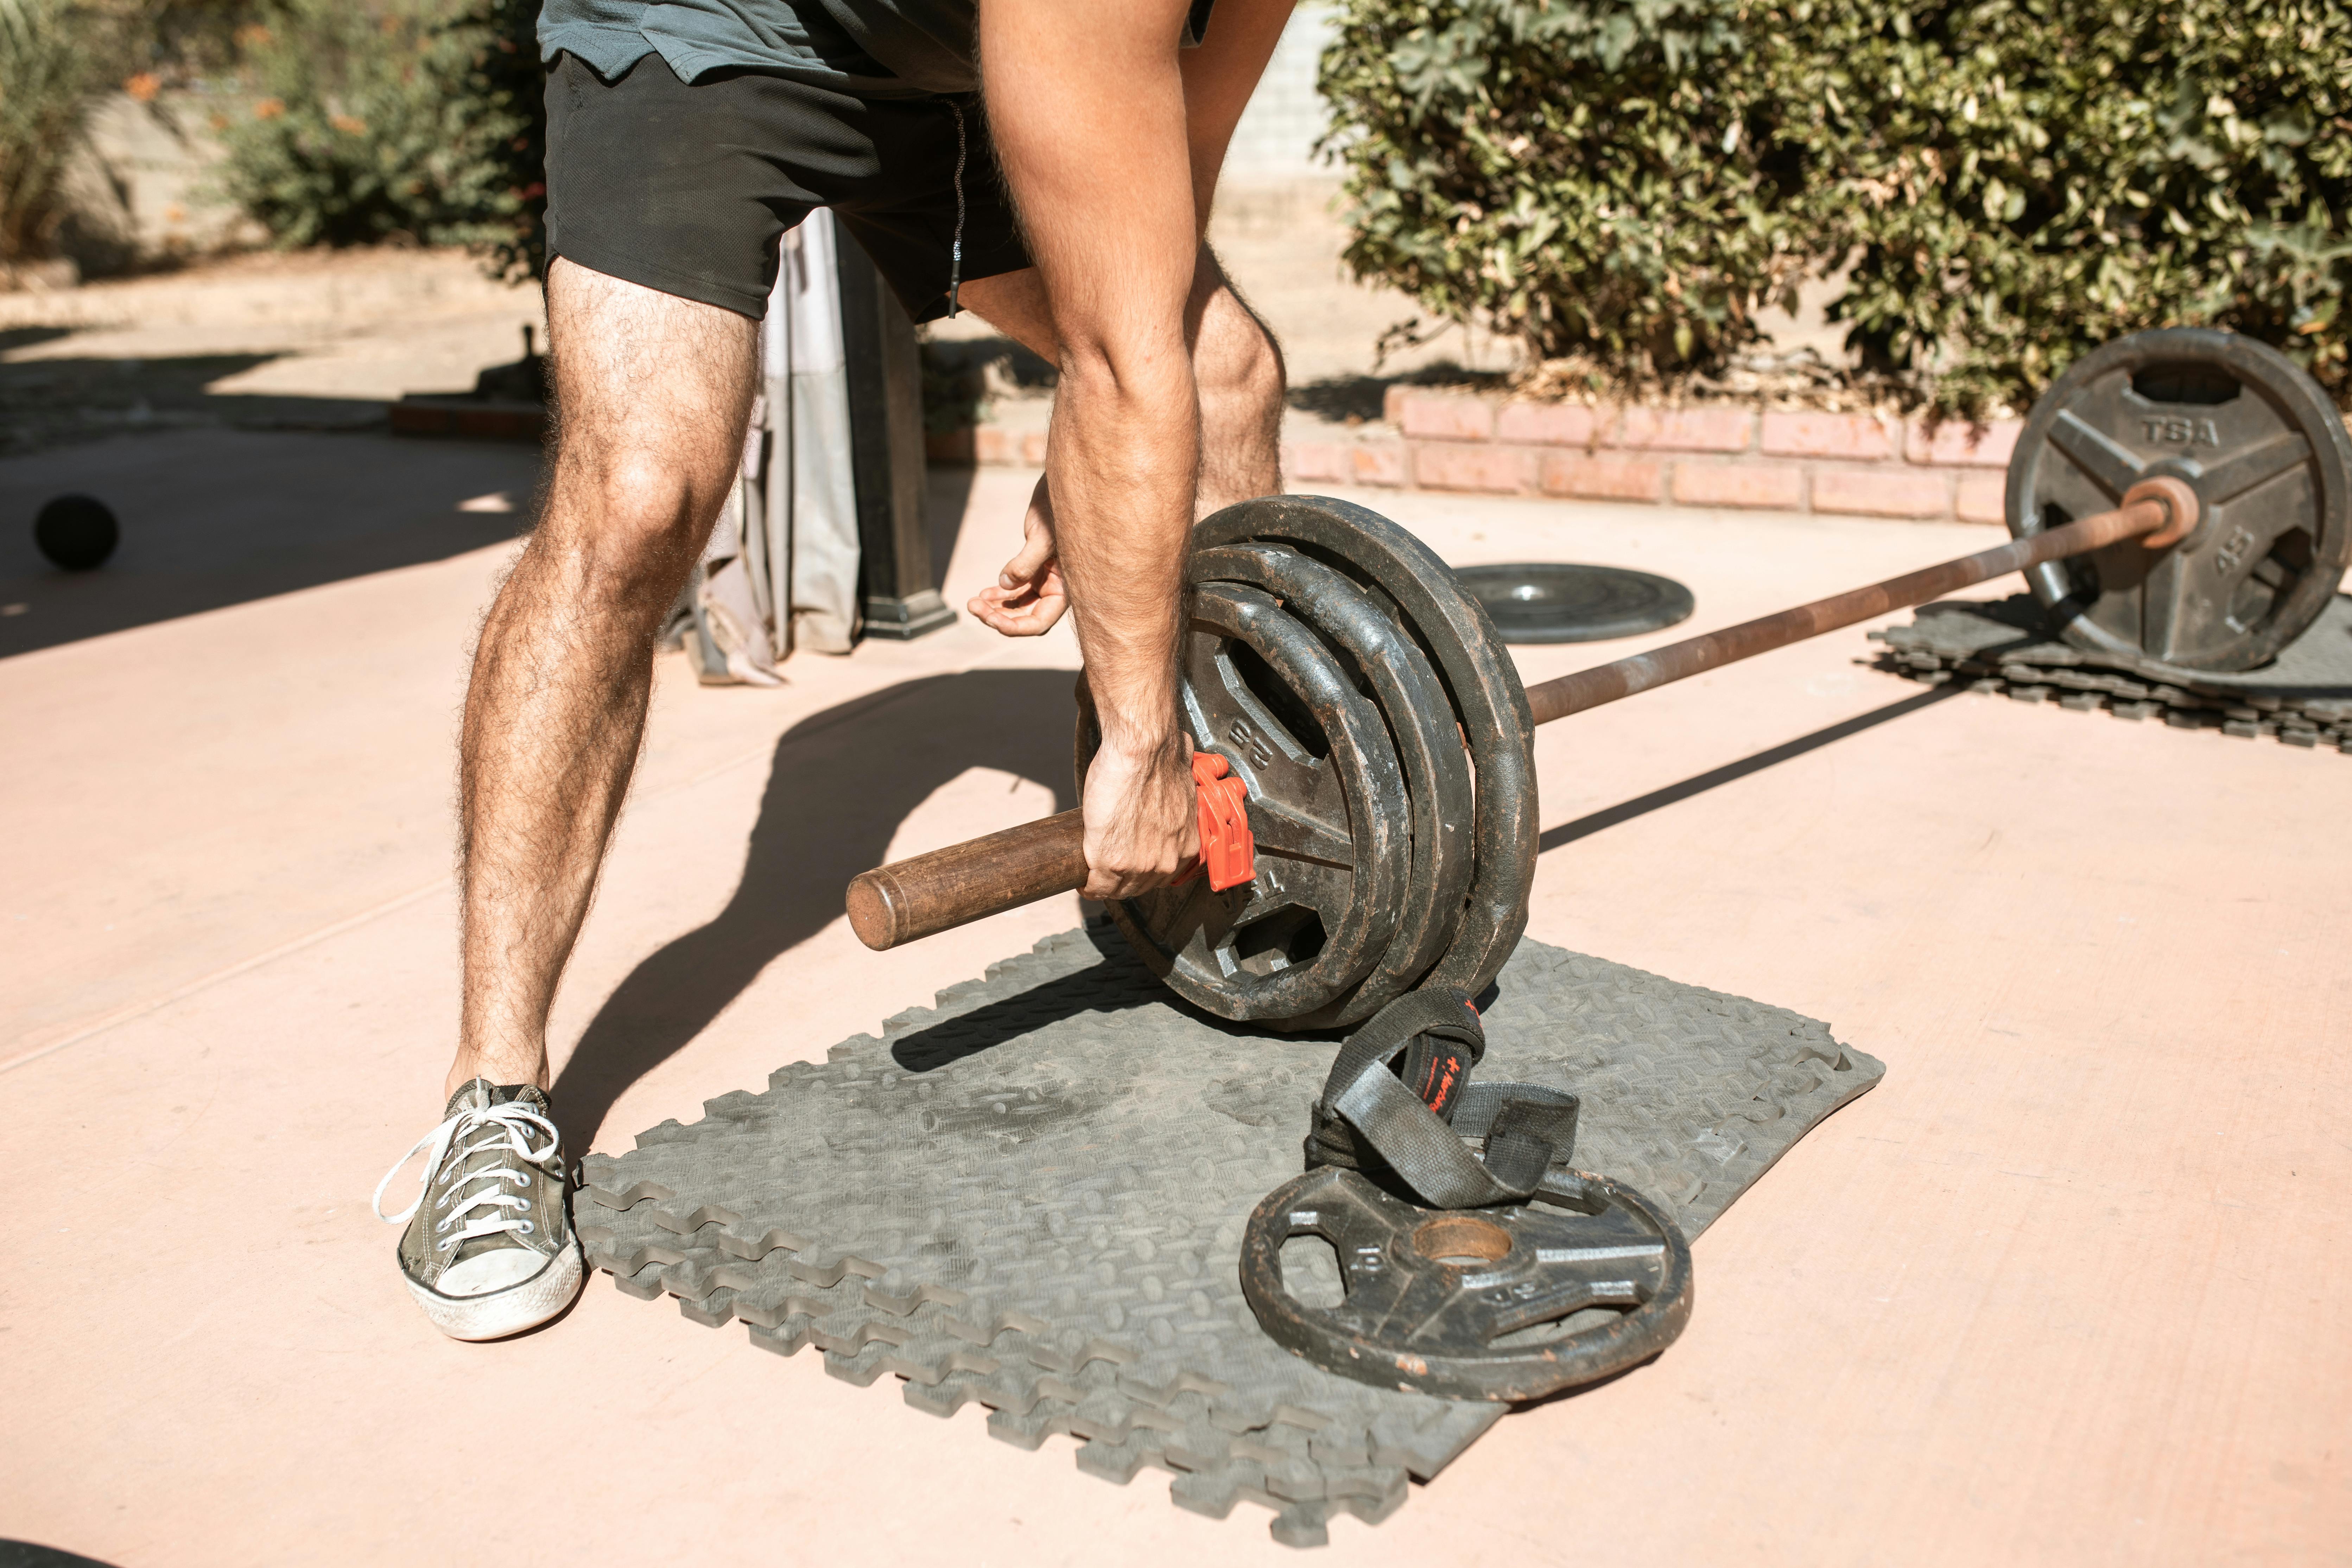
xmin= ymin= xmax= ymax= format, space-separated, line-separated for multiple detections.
xmin=846 ymin=808 xmax=1089 ymax=951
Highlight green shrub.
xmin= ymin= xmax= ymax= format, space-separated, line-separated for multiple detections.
xmin=452 ymin=0 xmax=548 ymax=283
xmin=0 ymin=0 xmax=120 ymax=264
xmin=214 ymin=0 xmax=535 ymax=256
xmin=1320 ymin=0 xmax=2352 ymax=412
xmin=1772 ymin=1 xmax=2352 ymax=411
xmin=1321 ymin=0 xmax=1790 ymax=380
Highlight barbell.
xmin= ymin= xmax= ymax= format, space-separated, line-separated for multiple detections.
xmin=845 ymin=328 xmax=2352 ymax=1030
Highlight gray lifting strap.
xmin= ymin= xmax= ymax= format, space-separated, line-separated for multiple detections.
xmin=1304 ymin=989 xmax=1581 ymax=1210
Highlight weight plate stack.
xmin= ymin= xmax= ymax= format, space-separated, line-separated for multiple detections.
xmin=2008 ymin=327 xmax=2352 ymax=673
xmin=1078 ymin=496 xmax=1538 ymax=1032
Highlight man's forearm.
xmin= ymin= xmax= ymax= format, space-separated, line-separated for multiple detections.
xmin=979 ymin=0 xmax=1204 ymax=754
xmin=1049 ymin=353 xmax=1199 ymax=755
xmin=1051 ymin=345 xmax=1204 ymax=899
xmin=980 ymin=0 xmax=1210 ymax=893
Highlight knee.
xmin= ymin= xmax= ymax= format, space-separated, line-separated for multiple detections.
xmin=588 ymin=453 xmax=703 ymax=547
xmin=546 ymin=447 xmax=715 ymax=601
xmin=1196 ymin=289 xmax=1285 ymax=412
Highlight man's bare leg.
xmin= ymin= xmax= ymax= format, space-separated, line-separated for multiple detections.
xmin=446 ymin=259 xmax=757 ymax=1099
xmin=1188 ymin=264 xmax=1286 ymax=509
xmin=375 ymin=260 xmax=753 ymax=1340
xmin=1176 ymin=0 xmax=1294 ymax=509
xmin=959 ymin=247 xmax=1286 ymax=514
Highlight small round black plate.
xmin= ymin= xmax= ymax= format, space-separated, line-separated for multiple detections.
xmin=1451 ymin=563 xmax=1694 ymax=644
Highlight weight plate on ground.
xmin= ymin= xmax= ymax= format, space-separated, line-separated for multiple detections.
xmin=1191 ymin=542 xmax=1475 ymax=1029
xmin=1240 ymin=1164 xmax=1693 ymax=1402
xmin=1194 ymin=496 xmax=1539 ymax=1010
xmin=1451 ymin=562 xmax=1695 ymax=644
xmin=1078 ymin=580 xmax=1413 ymax=1022
xmin=2008 ymin=327 xmax=2352 ymax=672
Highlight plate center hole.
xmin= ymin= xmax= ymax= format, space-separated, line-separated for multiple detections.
xmin=1412 ymin=1214 xmax=1513 ymax=1268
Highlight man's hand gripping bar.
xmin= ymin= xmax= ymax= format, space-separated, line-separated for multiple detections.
xmin=843 ymin=751 xmax=1254 ymax=951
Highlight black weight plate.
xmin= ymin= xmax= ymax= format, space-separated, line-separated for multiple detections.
xmin=1240 ymin=1164 xmax=1694 ymax=1402
xmin=1194 ymin=496 xmax=1538 ymax=1010
xmin=1452 ymin=562 xmax=1695 ymax=643
xmin=2008 ymin=327 xmax=2352 ymax=672
xmin=1077 ymin=581 xmax=1413 ymax=1022
xmin=1192 ymin=542 xmax=1475 ymax=1030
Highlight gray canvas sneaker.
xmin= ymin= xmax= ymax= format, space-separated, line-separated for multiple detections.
xmin=373 ymin=1079 xmax=582 ymax=1340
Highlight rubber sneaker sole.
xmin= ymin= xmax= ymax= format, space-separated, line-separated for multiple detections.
xmin=403 ymin=1242 xmax=583 ymax=1341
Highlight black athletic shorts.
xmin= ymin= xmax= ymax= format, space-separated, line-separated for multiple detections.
xmin=543 ymin=51 xmax=1031 ymax=323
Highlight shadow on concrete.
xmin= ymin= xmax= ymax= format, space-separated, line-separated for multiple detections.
xmin=557 ymin=679 xmax=1975 ymax=1142
xmin=0 ymin=325 xmax=79 ymax=355
xmin=0 ymin=348 xmax=402 ymax=458
xmin=1538 ymin=684 xmax=1970 ymax=853
xmin=557 ymin=678 xmax=1976 ymax=1141
xmin=0 ymin=426 xmax=542 ymax=656
xmin=552 ymin=666 xmax=1084 ymax=1148
xmin=0 ymin=1536 xmax=125 ymax=1568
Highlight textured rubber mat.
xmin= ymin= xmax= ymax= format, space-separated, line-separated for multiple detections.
xmin=1869 ymin=593 xmax=2352 ymax=749
xmin=575 ymin=927 xmax=1882 ymax=1545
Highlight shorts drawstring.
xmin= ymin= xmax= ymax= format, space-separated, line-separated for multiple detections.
xmin=946 ymin=98 xmax=968 ymax=318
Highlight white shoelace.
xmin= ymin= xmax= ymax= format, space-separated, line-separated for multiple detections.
xmin=373 ymin=1099 xmax=562 ymax=1254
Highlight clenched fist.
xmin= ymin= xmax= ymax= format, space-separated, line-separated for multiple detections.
xmin=1078 ymin=734 xmax=1199 ymax=900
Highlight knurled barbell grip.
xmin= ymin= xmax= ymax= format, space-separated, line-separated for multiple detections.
xmin=846 ymin=808 xmax=1089 ymax=951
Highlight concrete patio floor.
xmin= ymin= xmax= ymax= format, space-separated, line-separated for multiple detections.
xmin=1 ymin=436 xmax=2344 ymax=1566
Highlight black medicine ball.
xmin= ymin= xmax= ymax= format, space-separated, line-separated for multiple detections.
xmin=33 ymin=494 xmax=119 ymax=571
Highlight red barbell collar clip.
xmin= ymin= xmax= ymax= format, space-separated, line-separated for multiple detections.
xmin=1184 ymin=751 xmax=1255 ymax=892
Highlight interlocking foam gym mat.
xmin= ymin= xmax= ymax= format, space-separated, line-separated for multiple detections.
xmin=575 ymin=926 xmax=1883 ymax=1545
xmin=1870 ymin=592 xmax=2352 ymax=748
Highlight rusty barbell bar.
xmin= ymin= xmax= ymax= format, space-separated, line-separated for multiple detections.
xmin=1523 ymin=476 xmax=2196 ymax=723
xmin=844 ymin=476 xmax=2200 ymax=952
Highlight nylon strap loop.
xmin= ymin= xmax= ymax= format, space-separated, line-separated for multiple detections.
xmin=1305 ymin=990 xmax=1581 ymax=1209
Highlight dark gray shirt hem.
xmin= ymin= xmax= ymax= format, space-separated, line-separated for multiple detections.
xmin=543 ymin=28 xmax=946 ymax=98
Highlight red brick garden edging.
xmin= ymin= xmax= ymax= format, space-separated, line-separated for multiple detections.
xmin=1292 ymin=387 xmax=2021 ymax=522
xmin=934 ymin=386 xmax=2027 ymax=522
